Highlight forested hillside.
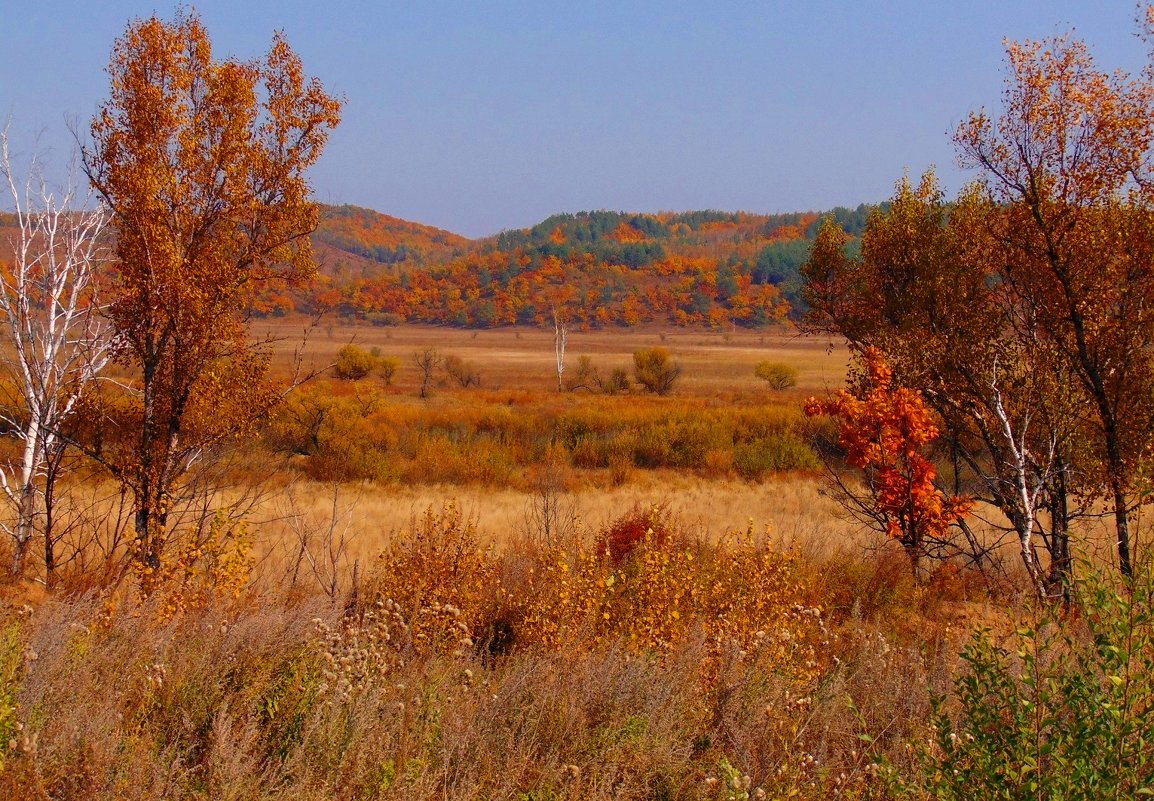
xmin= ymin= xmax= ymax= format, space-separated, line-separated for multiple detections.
xmin=292 ymin=204 xmax=874 ymax=327
xmin=311 ymin=204 xmax=470 ymax=279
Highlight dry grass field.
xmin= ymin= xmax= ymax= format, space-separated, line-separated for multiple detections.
xmin=247 ymin=473 xmax=867 ymax=577
xmin=243 ymin=321 xmax=856 ymax=565
xmin=256 ymin=320 xmax=850 ymax=396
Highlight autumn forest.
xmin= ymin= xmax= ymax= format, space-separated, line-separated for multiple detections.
xmin=268 ymin=203 xmax=857 ymax=327
xmin=4 ymin=6 xmax=1154 ymax=801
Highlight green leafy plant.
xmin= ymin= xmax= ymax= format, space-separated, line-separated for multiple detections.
xmin=918 ymin=567 xmax=1154 ymax=799
xmin=754 ymin=360 xmax=798 ymax=390
xmin=0 ymin=622 xmax=23 ymax=769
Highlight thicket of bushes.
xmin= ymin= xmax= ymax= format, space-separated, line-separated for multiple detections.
xmin=264 ymin=383 xmax=822 ymax=485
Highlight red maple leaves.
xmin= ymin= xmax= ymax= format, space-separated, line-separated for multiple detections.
xmin=805 ymin=348 xmax=971 ymax=557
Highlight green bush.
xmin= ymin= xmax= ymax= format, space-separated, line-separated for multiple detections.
xmin=633 ymin=417 xmax=719 ymax=469
xmin=333 ymin=344 xmax=376 ymax=380
xmin=754 ymin=360 xmax=798 ymax=390
xmin=732 ymin=434 xmax=820 ymax=478
xmin=633 ymin=348 xmax=680 ymax=395
xmin=916 ymin=568 xmax=1154 ymax=799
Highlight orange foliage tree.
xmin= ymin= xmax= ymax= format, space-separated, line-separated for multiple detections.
xmin=805 ymin=348 xmax=971 ymax=575
xmin=953 ymin=28 xmax=1154 ymax=578
xmin=803 ymin=13 xmax=1154 ymax=590
xmin=82 ymin=11 xmax=341 ymax=582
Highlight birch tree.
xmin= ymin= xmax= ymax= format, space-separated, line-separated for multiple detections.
xmin=552 ymin=306 xmax=567 ymax=392
xmin=803 ymin=174 xmax=1083 ymax=595
xmin=0 ymin=128 xmax=112 ymax=578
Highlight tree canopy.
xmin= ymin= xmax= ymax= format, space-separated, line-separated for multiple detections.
xmin=82 ymin=10 xmax=342 ymax=583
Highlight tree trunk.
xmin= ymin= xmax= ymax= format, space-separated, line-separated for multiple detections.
xmin=133 ymin=490 xmax=167 ymax=593
xmin=10 ymin=480 xmax=36 ymax=578
xmin=1044 ymin=464 xmax=1072 ymax=604
xmin=41 ymin=443 xmax=63 ymax=589
xmin=553 ymin=310 xmax=567 ymax=392
xmin=1006 ymin=505 xmax=1047 ymax=600
xmin=1112 ymin=477 xmax=1133 ymax=577
xmin=42 ymin=483 xmax=55 ymax=588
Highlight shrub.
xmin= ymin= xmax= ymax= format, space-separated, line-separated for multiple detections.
xmin=916 ymin=568 xmax=1154 ymax=799
xmin=365 ymin=311 xmax=402 ymax=326
xmin=632 ymin=417 xmax=719 ymax=469
xmin=732 ymin=434 xmax=821 ymax=479
xmin=563 ymin=355 xmax=599 ymax=392
xmin=333 ymin=344 xmax=375 ymax=380
xmin=599 ymin=505 xmax=673 ymax=564
xmin=633 ymin=347 xmax=680 ymax=395
xmin=754 ymin=360 xmax=798 ymax=390
xmin=443 ymin=354 xmax=481 ymax=388
xmin=377 ymin=356 xmax=400 ymax=385
xmin=600 ymin=367 xmax=631 ymax=395
xmin=366 ymin=503 xmax=497 ymax=656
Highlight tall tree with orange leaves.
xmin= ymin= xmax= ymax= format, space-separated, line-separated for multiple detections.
xmin=82 ymin=11 xmax=341 ymax=583
xmin=954 ymin=25 xmax=1154 ymax=578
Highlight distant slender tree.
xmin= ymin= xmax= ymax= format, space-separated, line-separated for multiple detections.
xmin=412 ymin=348 xmax=442 ymax=399
xmin=552 ymin=306 xmax=568 ymax=392
xmin=82 ymin=11 xmax=342 ymax=585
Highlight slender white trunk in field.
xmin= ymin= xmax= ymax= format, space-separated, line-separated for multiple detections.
xmin=553 ymin=307 xmax=567 ymax=392
xmin=0 ymin=127 xmax=113 ymax=578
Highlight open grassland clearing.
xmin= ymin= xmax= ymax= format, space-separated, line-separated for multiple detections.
xmin=257 ymin=320 xmax=849 ymax=396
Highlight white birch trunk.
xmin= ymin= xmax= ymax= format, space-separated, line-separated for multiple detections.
xmin=0 ymin=126 xmax=113 ymax=578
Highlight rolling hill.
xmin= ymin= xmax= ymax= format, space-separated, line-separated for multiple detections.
xmin=304 ymin=205 xmax=873 ymax=328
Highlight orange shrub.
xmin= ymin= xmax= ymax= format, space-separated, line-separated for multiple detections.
xmin=365 ymin=503 xmax=498 ymax=657
xmin=510 ymin=513 xmax=825 ymax=683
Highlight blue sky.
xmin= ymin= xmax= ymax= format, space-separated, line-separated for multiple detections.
xmin=1 ymin=1 xmax=1150 ymax=237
